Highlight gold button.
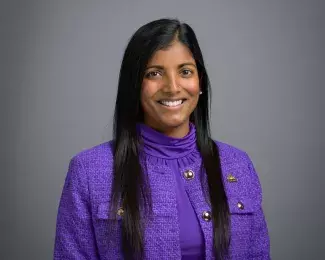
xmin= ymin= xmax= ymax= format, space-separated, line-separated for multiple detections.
xmin=227 ymin=174 xmax=237 ymax=183
xmin=117 ymin=207 xmax=124 ymax=216
xmin=202 ymin=211 xmax=212 ymax=221
xmin=237 ymin=202 xmax=244 ymax=210
xmin=183 ymin=170 xmax=195 ymax=180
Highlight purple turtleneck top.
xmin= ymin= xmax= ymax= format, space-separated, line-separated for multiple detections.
xmin=137 ymin=123 xmax=205 ymax=260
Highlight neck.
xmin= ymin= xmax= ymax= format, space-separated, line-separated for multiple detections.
xmin=137 ymin=121 xmax=197 ymax=159
xmin=143 ymin=120 xmax=190 ymax=138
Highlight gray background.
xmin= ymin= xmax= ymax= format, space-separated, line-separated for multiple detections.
xmin=1 ymin=0 xmax=324 ymax=259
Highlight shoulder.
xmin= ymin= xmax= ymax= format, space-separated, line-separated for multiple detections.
xmin=71 ymin=140 xmax=114 ymax=165
xmin=66 ymin=141 xmax=115 ymax=183
xmin=65 ymin=141 xmax=115 ymax=200
xmin=214 ymin=139 xmax=257 ymax=176
xmin=214 ymin=140 xmax=252 ymax=164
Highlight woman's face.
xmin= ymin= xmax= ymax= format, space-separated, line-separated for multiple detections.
xmin=141 ymin=41 xmax=200 ymax=137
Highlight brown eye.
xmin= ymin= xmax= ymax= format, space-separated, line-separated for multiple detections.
xmin=145 ymin=71 xmax=162 ymax=78
xmin=181 ymin=69 xmax=193 ymax=77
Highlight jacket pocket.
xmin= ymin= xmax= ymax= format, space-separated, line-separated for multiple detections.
xmin=228 ymin=196 xmax=258 ymax=257
xmin=94 ymin=201 xmax=123 ymax=233
xmin=228 ymin=197 xmax=259 ymax=214
xmin=93 ymin=201 xmax=123 ymax=259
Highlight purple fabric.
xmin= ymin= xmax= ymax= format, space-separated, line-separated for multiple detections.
xmin=138 ymin=123 xmax=205 ymax=259
xmin=54 ymin=125 xmax=271 ymax=260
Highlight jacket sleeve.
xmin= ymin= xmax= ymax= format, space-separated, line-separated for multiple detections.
xmin=247 ymin=155 xmax=271 ymax=260
xmin=53 ymin=155 xmax=99 ymax=260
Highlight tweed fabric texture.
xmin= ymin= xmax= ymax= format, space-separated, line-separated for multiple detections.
xmin=54 ymin=139 xmax=270 ymax=259
xmin=137 ymin=122 xmax=205 ymax=259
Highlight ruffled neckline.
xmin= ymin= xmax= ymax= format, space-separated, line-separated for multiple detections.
xmin=136 ymin=123 xmax=201 ymax=168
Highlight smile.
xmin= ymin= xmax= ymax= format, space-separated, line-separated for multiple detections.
xmin=157 ymin=99 xmax=186 ymax=107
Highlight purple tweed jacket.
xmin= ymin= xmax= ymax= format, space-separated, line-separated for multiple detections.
xmin=54 ymin=140 xmax=270 ymax=259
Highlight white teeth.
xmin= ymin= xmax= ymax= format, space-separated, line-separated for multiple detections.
xmin=160 ymin=100 xmax=183 ymax=107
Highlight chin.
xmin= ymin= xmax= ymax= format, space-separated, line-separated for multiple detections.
xmin=160 ymin=118 xmax=188 ymax=128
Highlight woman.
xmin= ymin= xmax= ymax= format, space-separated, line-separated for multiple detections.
xmin=54 ymin=18 xmax=270 ymax=260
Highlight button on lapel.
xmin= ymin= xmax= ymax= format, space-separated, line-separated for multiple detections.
xmin=183 ymin=169 xmax=195 ymax=180
xmin=202 ymin=211 xmax=212 ymax=221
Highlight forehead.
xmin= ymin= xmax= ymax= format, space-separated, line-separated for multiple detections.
xmin=147 ymin=41 xmax=195 ymax=66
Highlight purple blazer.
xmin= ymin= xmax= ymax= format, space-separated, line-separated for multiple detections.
xmin=54 ymin=140 xmax=270 ymax=259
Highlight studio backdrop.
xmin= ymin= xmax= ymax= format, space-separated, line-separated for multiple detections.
xmin=1 ymin=1 xmax=323 ymax=259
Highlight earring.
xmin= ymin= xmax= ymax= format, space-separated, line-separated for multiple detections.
xmin=199 ymin=91 xmax=203 ymax=95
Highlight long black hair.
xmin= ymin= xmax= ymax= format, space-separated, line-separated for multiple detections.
xmin=112 ymin=18 xmax=230 ymax=259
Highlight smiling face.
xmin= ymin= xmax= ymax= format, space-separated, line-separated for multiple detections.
xmin=140 ymin=40 xmax=200 ymax=137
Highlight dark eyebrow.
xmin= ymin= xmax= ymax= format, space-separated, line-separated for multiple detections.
xmin=145 ymin=65 xmax=165 ymax=70
xmin=178 ymin=62 xmax=197 ymax=68
xmin=145 ymin=62 xmax=197 ymax=70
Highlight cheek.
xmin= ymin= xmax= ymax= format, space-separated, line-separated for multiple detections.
xmin=182 ymin=78 xmax=200 ymax=96
xmin=141 ymin=81 xmax=159 ymax=108
xmin=141 ymin=81 xmax=152 ymax=101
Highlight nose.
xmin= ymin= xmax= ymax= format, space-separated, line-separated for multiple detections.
xmin=162 ymin=73 xmax=180 ymax=93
